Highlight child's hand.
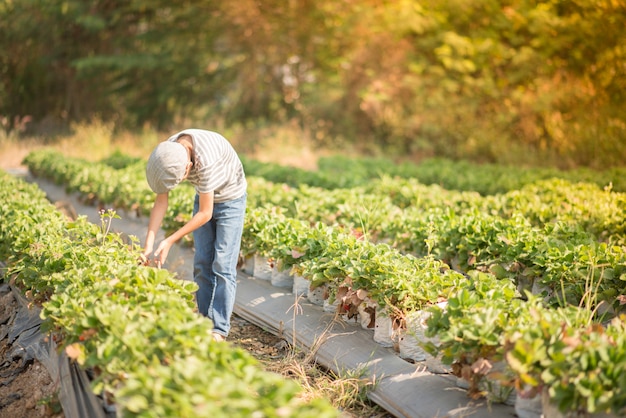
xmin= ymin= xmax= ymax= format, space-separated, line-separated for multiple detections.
xmin=152 ymin=239 xmax=173 ymax=269
xmin=138 ymin=253 xmax=149 ymax=266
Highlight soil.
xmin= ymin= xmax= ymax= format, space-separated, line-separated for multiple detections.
xmin=0 ymin=287 xmax=63 ymax=418
xmin=229 ymin=315 xmax=288 ymax=361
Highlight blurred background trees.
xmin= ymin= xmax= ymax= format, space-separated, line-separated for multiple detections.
xmin=1 ymin=0 xmax=625 ymax=168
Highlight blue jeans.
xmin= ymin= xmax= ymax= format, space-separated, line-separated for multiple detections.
xmin=193 ymin=193 xmax=246 ymax=337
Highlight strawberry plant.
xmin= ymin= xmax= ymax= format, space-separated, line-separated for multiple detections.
xmin=423 ymin=272 xmax=520 ymax=398
xmin=504 ymin=304 xmax=626 ymax=415
xmin=0 ymin=170 xmax=339 ymax=417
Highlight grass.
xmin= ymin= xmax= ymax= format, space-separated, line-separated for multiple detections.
xmin=0 ymin=118 xmax=351 ymax=171
xmin=264 ymin=348 xmax=388 ymax=418
xmin=0 ymin=119 xmax=156 ymax=170
xmin=280 ymin=295 xmax=391 ymax=417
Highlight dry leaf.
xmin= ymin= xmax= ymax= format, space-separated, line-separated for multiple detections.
xmin=336 ymin=286 xmax=349 ymax=300
xmin=291 ymin=249 xmax=305 ymax=259
xmin=471 ymin=358 xmax=493 ymax=376
xmin=461 ymin=364 xmax=473 ymax=381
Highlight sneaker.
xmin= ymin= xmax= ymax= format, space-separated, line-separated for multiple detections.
xmin=212 ymin=332 xmax=225 ymax=342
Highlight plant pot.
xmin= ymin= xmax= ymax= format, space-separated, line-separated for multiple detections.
xmin=398 ymin=329 xmax=428 ymax=362
xmin=292 ymin=274 xmax=309 ymax=297
xmin=253 ymin=255 xmax=272 ymax=281
xmin=515 ymin=275 xmax=533 ymax=297
xmin=323 ymin=296 xmax=340 ymax=313
xmin=307 ymin=284 xmax=326 ymax=306
xmin=338 ymin=312 xmax=360 ymax=326
xmin=373 ymin=308 xmax=394 ymax=348
xmin=241 ymin=254 xmax=254 ymax=274
xmin=514 ymin=388 xmax=542 ymax=418
xmin=423 ymin=356 xmax=451 ymax=374
xmin=271 ymin=265 xmax=293 ymax=288
xmin=398 ymin=310 xmax=432 ymax=362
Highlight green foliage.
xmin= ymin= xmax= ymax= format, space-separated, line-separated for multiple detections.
xmin=23 ymin=149 xmax=626 ymax=315
xmin=100 ymin=150 xmax=143 ymax=169
xmin=505 ymin=305 xmax=626 ymax=415
xmin=423 ymin=272 xmax=521 ymax=394
xmin=244 ymin=155 xmax=626 ymax=195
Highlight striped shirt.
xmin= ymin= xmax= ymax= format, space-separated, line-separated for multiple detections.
xmin=166 ymin=129 xmax=247 ymax=203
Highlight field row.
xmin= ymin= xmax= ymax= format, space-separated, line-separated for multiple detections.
xmin=25 ymin=150 xmax=626 ymax=312
xmin=20 ymin=150 xmax=626 ymax=416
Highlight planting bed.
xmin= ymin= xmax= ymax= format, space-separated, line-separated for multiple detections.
xmin=0 ymin=286 xmax=303 ymax=418
xmin=0 ymin=293 xmax=344 ymax=418
xmin=9 ymin=152 xmax=626 ymax=417
xmin=0 ymin=278 xmax=334 ymax=418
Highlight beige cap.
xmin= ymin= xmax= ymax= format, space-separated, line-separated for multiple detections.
xmin=146 ymin=141 xmax=188 ymax=194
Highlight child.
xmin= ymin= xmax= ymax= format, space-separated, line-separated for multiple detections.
xmin=143 ymin=129 xmax=247 ymax=341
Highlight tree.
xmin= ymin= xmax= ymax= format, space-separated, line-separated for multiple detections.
xmin=1 ymin=0 xmax=624 ymax=167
